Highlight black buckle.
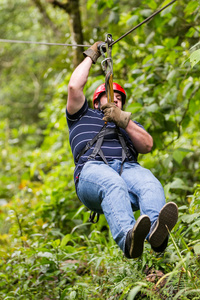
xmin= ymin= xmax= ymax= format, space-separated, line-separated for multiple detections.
xmin=89 ymin=211 xmax=100 ymax=223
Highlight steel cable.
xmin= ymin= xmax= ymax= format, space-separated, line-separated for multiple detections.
xmin=0 ymin=0 xmax=176 ymax=49
xmin=109 ymin=0 xmax=177 ymax=46
xmin=0 ymin=39 xmax=90 ymax=47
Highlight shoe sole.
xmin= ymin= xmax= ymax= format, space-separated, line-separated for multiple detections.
xmin=130 ymin=215 xmax=151 ymax=258
xmin=149 ymin=202 xmax=178 ymax=248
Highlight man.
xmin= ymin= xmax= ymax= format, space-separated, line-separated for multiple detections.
xmin=66 ymin=41 xmax=178 ymax=259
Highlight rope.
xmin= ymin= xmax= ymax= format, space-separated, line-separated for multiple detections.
xmin=0 ymin=39 xmax=90 ymax=47
xmin=109 ymin=0 xmax=177 ymax=46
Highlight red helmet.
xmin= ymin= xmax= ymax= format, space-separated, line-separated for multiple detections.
xmin=93 ymin=82 xmax=126 ymax=106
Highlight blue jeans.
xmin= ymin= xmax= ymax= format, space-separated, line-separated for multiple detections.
xmin=76 ymin=160 xmax=165 ymax=252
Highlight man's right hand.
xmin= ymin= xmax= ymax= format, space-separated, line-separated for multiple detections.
xmin=83 ymin=41 xmax=105 ymax=64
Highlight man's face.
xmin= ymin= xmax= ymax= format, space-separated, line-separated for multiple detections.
xmin=94 ymin=92 xmax=123 ymax=109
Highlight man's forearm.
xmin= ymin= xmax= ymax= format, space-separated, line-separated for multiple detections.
xmin=67 ymin=57 xmax=93 ymax=115
xmin=125 ymin=120 xmax=153 ymax=154
xmin=68 ymin=57 xmax=93 ymax=92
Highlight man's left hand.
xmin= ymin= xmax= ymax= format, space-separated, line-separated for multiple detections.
xmin=101 ymin=103 xmax=131 ymax=129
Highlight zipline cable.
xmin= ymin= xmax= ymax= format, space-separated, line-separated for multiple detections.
xmin=109 ymin=0 xmax=177 ymax=46
xmin=0 ymin=0 xmax=176 ymax=49
xmin=0 ymin=39 xmax=90 ymax=47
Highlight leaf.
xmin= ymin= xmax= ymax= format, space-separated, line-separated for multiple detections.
xmin=144 ymin=103 xmax=159 ymax=113
xmin=69 ymin=291 xmax=77 ymax=300
xmin=64 ymin=246 xmax=77 ymax=253
xmin=190 ymin=41 xmax=200 ymax=52
xmin=147 ymin=0 xmax=157 ymax=10
xmin=168 ymin=16 xmax=177 ymax=27
xmin=127 ymin=285 xmax=142 ymax=300
xmin=173 ymin=148 xmax=192 ymax=165
xmin=0 ymin=273 xmax=8 ymax=280
xmin=160 ymin=0 xmax=174 ymax=16
xmin=184 ymin=1 xmax=199 ymax=17
xmin=163 ymin=37 xmax=179 ymax=48
xmin=60 ymin=234 xmax=71 ymax=248
xmin=95 ymin=256 xmax=104 ymax=271
xmin=37 ymin=251 xmax=54 ymax=259
xmin=72 ymin=205 xmax=85 ymax=219
xmin=0 ymin=199 xmax=7 ymax=206
xmin=140 ymin=9 xmax=152 ymax=17
xmin=52 ymin=239 xmax=60 ymax=248
xmin=126 ymin=15 xmax=139 ymax=26
xmin=109 ymin=11 xmax=119 ymax=24
xmin=181 ymin=213 xmax=199 ymax=223
xmin=170 ymin=178 xmax=190 ymax=191
xmin=30 ymin=162 xmax=37 ymax=178
xmin=128 ymin=103 xmax=142 ymax=114
xmin=189 ymin=49 xmax=200 ymax=68
xmin=182 ymin=82 xmax=193 ymax=97
xmin=166 ymin=70 xmax=177 ymax=82
xmin=85 ymin=79 xmax=103 ymax=100
xmin=194 ymin=243 xmax=200 ymax=255
xmin=86 ymin=0 xmax=96 ymax=10
xmin=145 ymin=31 xmax=155 ymax=45
xmin=60 ymin=288 xmax=71 ymax=300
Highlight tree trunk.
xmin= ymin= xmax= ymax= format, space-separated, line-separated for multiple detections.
xmin=47 ymin=0 xmax=84 ymax=67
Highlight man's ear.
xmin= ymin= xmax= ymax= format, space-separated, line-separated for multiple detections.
xmin=94 ymin=100 xmax=99 ymax=109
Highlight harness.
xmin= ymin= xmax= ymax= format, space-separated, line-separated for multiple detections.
xmin=75 ymin=122 xmax=138 ymax=223
xmin=75 ymin=123 xmax=138 ymax=169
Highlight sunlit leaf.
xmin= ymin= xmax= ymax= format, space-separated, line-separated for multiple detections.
xmin=60 ymin=234 xmax=71 ymax=248
xmin=189 ymin=49 xmax=200 ymax=68
xmin=194 ymin=243 xmax=200 ymax=255
xmin=173 ymin=148 xmax=192 ymax=165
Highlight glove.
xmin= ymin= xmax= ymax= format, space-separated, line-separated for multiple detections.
xmin=101 ymin=103 xmax=131 ymax=129
xmin=83 ymin=41 xmax=105 ymax=64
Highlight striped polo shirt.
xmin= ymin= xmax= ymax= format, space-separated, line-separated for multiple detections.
xmin=66 ymin=99 xmax=141 ymax=187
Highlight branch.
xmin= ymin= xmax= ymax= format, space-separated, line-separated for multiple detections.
xmin=163 ymin=85 xmax=199 ymax=150
xmin=32 ymin=0 xmax=61 ymax=36
xmin=47 ymin=0 xmax=84 ymax=66
xmin=178 ymin=85 xmax=199 ymax=127
xmin=46 ymin=0 xmax=71 ymax=13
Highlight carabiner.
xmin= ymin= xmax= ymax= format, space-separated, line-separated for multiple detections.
xmin=100 ymin=33 xmax=114 ymax=75
xmin=100 ymin=33 xmax=115 ymax=104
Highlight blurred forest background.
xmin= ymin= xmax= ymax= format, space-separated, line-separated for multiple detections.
xmin=0 ymin=0 xmax=200 ymax=299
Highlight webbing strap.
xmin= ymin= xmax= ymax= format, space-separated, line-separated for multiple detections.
xmin=75 ymin=123 xmax=107 ymax=164
xmin=89 ymin=211 xmax=100 ymax=224
xmin=88 ymin=132 xmax=108 ymax=165
xmin=117 ymin=130 xmax=134 ymax=161
xmin=75 ymin=124 xmax=137 ymax=167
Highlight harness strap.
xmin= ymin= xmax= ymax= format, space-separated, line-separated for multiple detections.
xmin=117 ymin=129 xmax=134 ymax=161
xmin=89 ymin=211 xmax=100 ymax=224
xmin=75 ymin=124 xmax=137 ymax=166
xmin=88 ymin=134 xmax=109 ymax=165
xmin=75 ymin=123 xmax=107 ymax=164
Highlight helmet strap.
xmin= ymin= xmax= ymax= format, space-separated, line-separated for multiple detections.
xmin=98 ymin=100 xmax=101 ymax=111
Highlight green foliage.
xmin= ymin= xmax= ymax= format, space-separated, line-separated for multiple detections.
xmin=0 ymin=0 xmax=200 ymax=298
xmin=189 ymin=41 xmax=200 ymax=68
xmin=1 ymin=190 xmax=200 ymax=299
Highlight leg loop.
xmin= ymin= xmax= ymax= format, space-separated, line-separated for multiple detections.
xmin=89 ymin=211 xmax=100 ymax=223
